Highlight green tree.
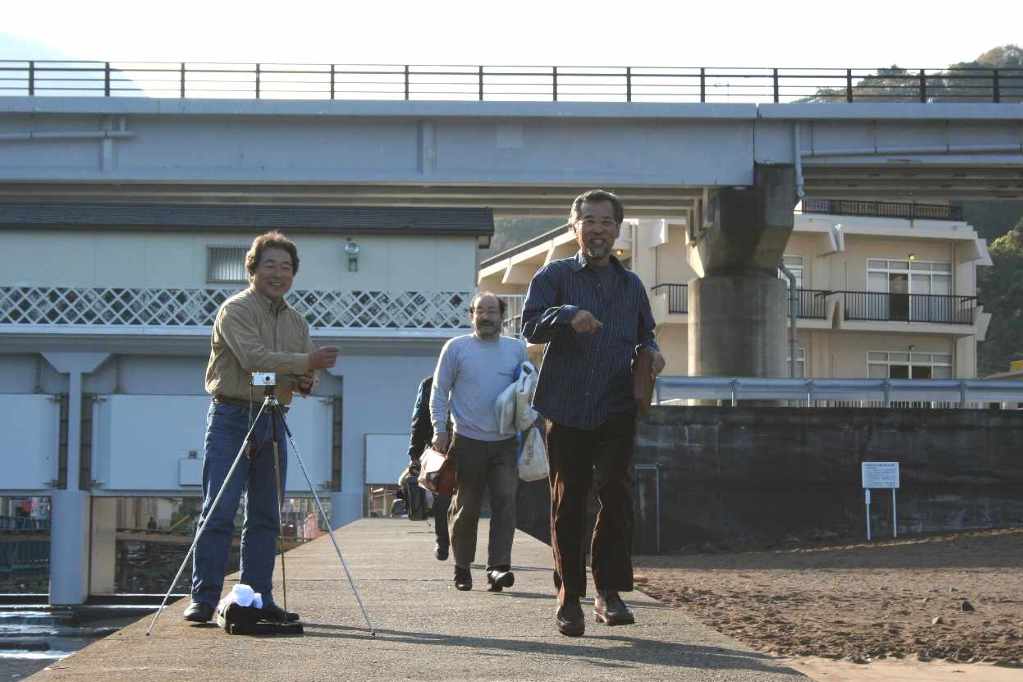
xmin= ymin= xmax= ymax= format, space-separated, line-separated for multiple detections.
xmin=803 ymin=44 xmax=1023 ymax=103
xmin=978 ymin=218 xmax=1023 ymax=375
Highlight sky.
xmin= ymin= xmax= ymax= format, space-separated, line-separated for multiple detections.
xmin=1 ymin=1 xmax=1020 ymax=68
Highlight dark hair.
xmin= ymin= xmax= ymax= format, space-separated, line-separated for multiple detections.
xmin=245 ymin=231 xmax=300 ymax=277
xmin=470 ymin=291 xmax=506 ymax=318
xmin=569 ymin=189 xmax=624 ymax=225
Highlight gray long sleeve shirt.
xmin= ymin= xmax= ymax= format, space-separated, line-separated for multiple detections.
xmin=430 ymin=334 xmax=527 ymax=442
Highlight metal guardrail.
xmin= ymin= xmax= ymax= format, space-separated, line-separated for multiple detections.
xmin=0 ymin=61 xmax=1020 ymax=103
xmin=651 ymin=284 xmax=688 ymax=314
xmin=798 ymin=289 xmax=828 ymax=319
xmin=842 ymin=291 xmax=975 ymax=325
xmin=654 ymin=376 xmax=1023 ymax=407
xmin=802 ymin=199 xmax=964 ymax=221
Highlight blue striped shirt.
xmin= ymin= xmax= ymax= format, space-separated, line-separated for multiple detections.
xmin=522 ymin=252 xmax=658 ymax=430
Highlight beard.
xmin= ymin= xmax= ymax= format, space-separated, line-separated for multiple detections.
xmin=584 ymin=239 xmax=611 ymax=260
xmin=475 ymin=320 xmax=500 ymax=337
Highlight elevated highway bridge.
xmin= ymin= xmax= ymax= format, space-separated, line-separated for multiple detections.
xmin=0 ymin=61 xmax=1021 ymax=605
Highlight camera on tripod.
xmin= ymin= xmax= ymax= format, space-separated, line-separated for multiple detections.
xmin=251 ymin=372 xmax=277 ymax=387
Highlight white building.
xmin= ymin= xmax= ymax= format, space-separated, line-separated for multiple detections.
xmin=0 ymin=202 xmax=491 ymax=604
xmin=480 ymin=199 xmax=992 ymax=381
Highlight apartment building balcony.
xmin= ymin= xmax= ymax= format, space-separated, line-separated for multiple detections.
xmin=0 ymin=286 xmax=473 ymax=339
xmin=652 ymin=284 xmax=833 ymax=327
xmin=499 ymin=294 xmax=526 ymax=337
xmin=838 ymin=291 xmax=985 ymax=336
xmin=801 ymin=198 xmax=963 ymax=222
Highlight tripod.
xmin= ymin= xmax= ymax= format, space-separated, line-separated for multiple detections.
xmin=146 ymin=386 xmax=375 ymax=637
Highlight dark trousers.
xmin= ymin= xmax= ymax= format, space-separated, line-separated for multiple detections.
xmin=433 ymin=493 xmax=451 ymax=547
xmin=449 ymin=434 xmax=518 ymax=570
xmin=546 ymin=412 xmax=635 ymax=599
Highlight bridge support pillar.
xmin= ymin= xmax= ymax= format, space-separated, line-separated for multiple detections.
xmin=89 ymin=497 xmax=118 ymax=595
xmin=42 ymin=352 xmax=109 ymax=605
xmin=687 ymin=164 xmax=796 ymax=378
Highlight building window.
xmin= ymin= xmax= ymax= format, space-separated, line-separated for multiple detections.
xmin=867 ymin=351 xmax=953 ymax=379
xmin=207 ymin=247 xmax=248 ymax=284
xmin=866 ymin=259 xmax=952 ymax=295
xmin=866 ymin=258 xmax=952 ymax=321
xmin=779 ymin=255 xmax=804 ymax=289
xmin=787 ymin=346 xmax=806 ymax=377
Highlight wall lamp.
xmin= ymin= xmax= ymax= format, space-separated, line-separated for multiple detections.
xmin=344 ymin=238 xmax=361 ymax=272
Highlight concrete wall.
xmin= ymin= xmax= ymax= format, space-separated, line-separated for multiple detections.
xmin=3 ymin=230 xmax=476 ymax=291
xmin=633 ymin=406 xmax=1023 ymax=553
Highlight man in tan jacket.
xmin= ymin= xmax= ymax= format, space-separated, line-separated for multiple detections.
xmin=184 ymin=231 xmax=338 ymax=623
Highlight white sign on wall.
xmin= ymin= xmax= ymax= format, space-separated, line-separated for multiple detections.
xmin=861 ymin=461 xmax=900 ymax=489
xmin=861 ymin=461 xmax=901 ymax=542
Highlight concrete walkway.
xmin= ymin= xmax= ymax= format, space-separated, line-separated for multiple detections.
xmin=31 ymin=519 xmax=806 ymax=681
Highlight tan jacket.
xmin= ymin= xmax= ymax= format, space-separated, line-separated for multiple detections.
xmin=204 ymin=287 xmax=316 ymax=406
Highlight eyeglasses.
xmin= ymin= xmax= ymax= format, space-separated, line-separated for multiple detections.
xmin=575 ymin=218 xmax=619 ymax=229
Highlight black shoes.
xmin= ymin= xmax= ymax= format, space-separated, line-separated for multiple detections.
xmin=556 ymin=596 xmax=585 ymax=637
xmin=454 ymin=565 xmax=472 ymax=591
xmin=434 ymin=542 xmax=449 ymax=561
xmin=261 ymin=602 xmax=301 ymax=623
xmin=594 ymin=591 xmax=635 ymax=626
xmin=183 ymin=600 xmax=215 ymax=623
xmin=486 ymin=567 xmax=515 ymax=592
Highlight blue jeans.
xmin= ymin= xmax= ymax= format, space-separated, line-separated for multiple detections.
xmin=191 ymin=402 xmax=287 ymax=607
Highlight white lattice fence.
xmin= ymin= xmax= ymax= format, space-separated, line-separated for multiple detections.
xmin=0 ymin=287 xmax=472 ymax=330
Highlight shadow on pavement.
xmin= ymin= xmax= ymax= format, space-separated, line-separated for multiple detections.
xmin=300 ymin=623 xmax=804 ymax=677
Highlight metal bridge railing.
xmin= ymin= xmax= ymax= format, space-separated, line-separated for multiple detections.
xmin=0 ymin=61 xmax=1020 ymax=104
xmin=654 ymin=376 xmax=1023 ymax=408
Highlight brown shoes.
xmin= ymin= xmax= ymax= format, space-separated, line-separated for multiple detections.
xmin=556 ymin=596 xmax=585 ymax=637
xmin=594 ymin=591 xmax=635 ymax=626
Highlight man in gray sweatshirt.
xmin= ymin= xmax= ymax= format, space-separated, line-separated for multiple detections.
xmin=431 ymin=292 xmax=527 ymax=592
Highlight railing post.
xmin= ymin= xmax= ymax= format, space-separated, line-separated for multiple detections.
xmin=28 ymin=61 xmax=34 ymax=96
xmin=552 ymin=66 xmax=558 ymax=101
xmin=626 ymin=66 xmax=632 ymax=102
xmin=255 ymin=63 xmax=261 ymax=99
xmin=882 ymin=380 xmax=891 ymax=408
xmin=104 ymin=62 xmax=111 ymax=96
xmin=404 ymin=65 xmax=410 ymax=100
xmin=180 ymin=62 xmax=186 ymax=98
xmin=699 ymin=67 xmax=705 ymax=103
xmin=478 ymin=65 xmax=484 ymax=101
xmin=846 ymin=68 xmax=853 ymax=102
xmin=992 ymin=68 xmax=1000 ymax=103
xmin=330 ymin=64 xmax=335 ymax=100
xmin=772 ymin=67 xmax=779 ymax=103
xmin=919 ymin=69 xmax=926 ymax=103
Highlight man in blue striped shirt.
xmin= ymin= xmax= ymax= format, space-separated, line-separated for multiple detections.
xmin=522 ymin=189 xmax=664 ymax=637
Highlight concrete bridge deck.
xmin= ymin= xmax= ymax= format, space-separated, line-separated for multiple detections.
xmin=30 ymin=518 xmax=805 ymax=681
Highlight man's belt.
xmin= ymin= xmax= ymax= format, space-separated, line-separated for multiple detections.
xmin=213 ymin=395 xmax=288 ymax=413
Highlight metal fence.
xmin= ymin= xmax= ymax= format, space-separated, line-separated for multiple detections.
xmin=802 ymin=199 xmax=964 ymax=221
xmin=651 ymin=283 xmax=688 ymax=314
xmin=841 ymin=291 xmax=975 ymax=325
xmin=654 ymin=376 xmax=1023 ymax=408
xmin=797 ymin=289 xmax=829 ymax=319
xmin=1 ymin=61 xmax=1020 ymax=103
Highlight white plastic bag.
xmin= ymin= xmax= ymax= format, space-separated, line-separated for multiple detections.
xmin=495 ymin=380 xmax=517 ymax=436
xmin=518 ymin=426 xmax=549 ymax=482
xmin=514 ymin=362 xmax=539 ymax=432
